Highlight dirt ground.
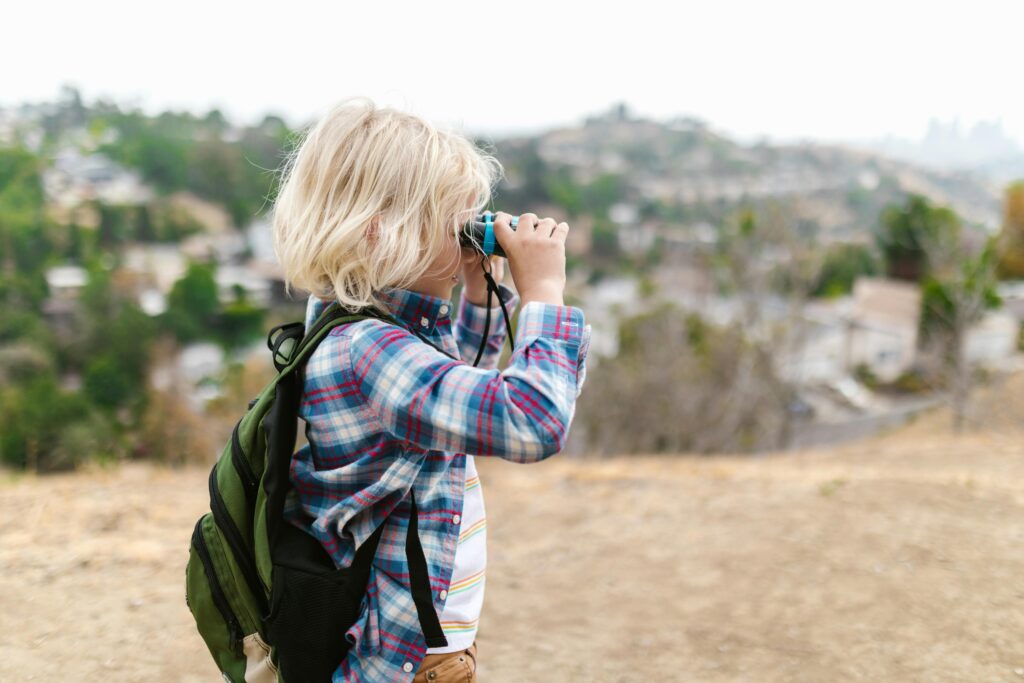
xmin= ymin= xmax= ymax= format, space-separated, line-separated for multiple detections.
xmin=2 ymin=408 xmax=1023 ymax=682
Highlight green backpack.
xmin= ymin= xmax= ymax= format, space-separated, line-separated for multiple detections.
xmin=185 ymin=300 xmax=448 ymax=682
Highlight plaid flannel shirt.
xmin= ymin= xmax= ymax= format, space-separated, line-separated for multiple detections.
xmin=283 ymin=281 xmax=591 ymax=682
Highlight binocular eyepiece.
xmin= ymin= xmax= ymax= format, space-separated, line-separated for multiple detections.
xmin=460 ymin=212 xmax=519 ymax=259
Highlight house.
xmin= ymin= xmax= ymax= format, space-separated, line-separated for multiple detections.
xmin=846 ymin=277 xmax=922 ymax=381
xmin=42 ymin=149 xmax=153 ymax=207
xmin=965 ymin=311 xmax=1019 ymax=366
xmin=41 ymin=264 xmax=90 ymax=339
xmin=43 ymin=264 xmax=89 ymax=299
xmin=215 ymin=264 xmax=273 ymax=307
xmin=122 ymin=244 xmax=188 ymax=295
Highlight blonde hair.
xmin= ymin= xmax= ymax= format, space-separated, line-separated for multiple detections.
xmin=271 ymin=96 xmax=504 ymax=311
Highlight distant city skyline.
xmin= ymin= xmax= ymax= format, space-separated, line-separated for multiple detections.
xmin=5 ymin=0 xmax=1023 ymax=148
xmin=6 ymin=83 xmax=1023 ymax=151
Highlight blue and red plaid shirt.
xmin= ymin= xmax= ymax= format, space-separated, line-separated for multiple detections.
xmin=283 ymin=282 xmax=591 ymax=682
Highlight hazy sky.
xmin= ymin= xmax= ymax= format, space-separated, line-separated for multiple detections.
xmin=5 ymin=0 xmax=1022 ymax=145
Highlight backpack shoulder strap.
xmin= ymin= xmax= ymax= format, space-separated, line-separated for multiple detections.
xmin=268 ymin=301 xmax=401 ymax=375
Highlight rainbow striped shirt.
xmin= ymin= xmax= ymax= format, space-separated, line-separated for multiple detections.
xmin=426 ymin=458 xmax=487 ymax=653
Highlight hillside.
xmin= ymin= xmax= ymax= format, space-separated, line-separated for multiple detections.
xmin=2 ymin=399 xmax=1022 ymax=682
xmin=493 ymin=109 xmax=1003 ymax=239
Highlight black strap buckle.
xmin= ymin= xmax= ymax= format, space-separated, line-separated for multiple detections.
xmin=266 ymin=320 xmax=306 ymax=372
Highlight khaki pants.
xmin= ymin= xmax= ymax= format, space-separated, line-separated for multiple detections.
xmin=412 ymin=641 xmax=477 ymax=682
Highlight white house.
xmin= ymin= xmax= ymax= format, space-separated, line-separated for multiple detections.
xmin=846 ymin=278 xmax=921 ymax=381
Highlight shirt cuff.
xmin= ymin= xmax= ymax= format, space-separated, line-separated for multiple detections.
xmin=514 ymin=301 xmax=590 ymax=398
xmin=514 ymin=301 xmax=587 ymax=346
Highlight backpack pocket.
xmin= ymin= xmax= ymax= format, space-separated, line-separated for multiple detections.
xmin=263 ymin=560 xmax=365 ymax=682
xmin=187 ymin=513 xmax=270 ymax=683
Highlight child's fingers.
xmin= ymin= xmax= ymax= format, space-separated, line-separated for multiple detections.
xmin=491 ymin=213 xmax=515 ymax=249
xmin=536 ymin=217 xmax=558 ymax=237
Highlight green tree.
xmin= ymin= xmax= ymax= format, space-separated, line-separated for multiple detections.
xmin=0 ymin=372 xmax=93 ymax=471
xmin=69 ymin=265 xmax=156 ymax=415
xmin=96 ymin=202 xmax=131 ymax=246
xmin=876 ymin=194 xmax=961 ymax=282
xmin=163 ymin=260 xmax=220 ymax=342
xmin=590 ymin=217 xmax=622 ymax=263
xmin=66 ymin=220 xmax=85 ymax=260
xmin=582 ymin=173 xmax=627 ymax=217
xmin=543 ymin=167 xmax=584 ymax=217
xmin=83 ymin=354 xmax=135 ymax=409
xmin=0 ymin=147 xmax=49 ymax=281
xmin=919 ymin=237 xmax=1001 ymax=431
xmin=880 ymin=193 xmax=1002 ymax=432
xmin=135 ymin=205 xmax=156 ymax=241
xmin=217 ymin=300 xmax=266 ymax=350
xmin=813 ymin=243 xmax=880 ymax=297
xmin=995 ymin=181 xmax=1024 ymax=279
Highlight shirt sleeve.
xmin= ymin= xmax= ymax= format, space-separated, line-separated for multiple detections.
xmin=453 ymin=282 xmax=521 ymax=370
xmin=344 ymin=301 xmax=590 ymax=464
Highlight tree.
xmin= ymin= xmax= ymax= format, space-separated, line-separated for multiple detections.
xmin=217 ymin=300 xmax=266 ymax=350
xmin=576 ymin=303 xmax=791 ymax=455
xmin=876 ymin=194 xmax=961 ymax=282
xmin=582 ymin=173 xmax=627 ymax=217
xmin=995 ymin=181 xmax=1024 ymax=279
xmin=0 ymin=372 xmax=94 ymax=471
xmin=0 ymin=147 xmax=47 ymax=280
xmin=134 ymin=205 xmax=156 ymax=241
xmin=162 ymin=261 xmax=220 ymax=342
xmin=876 ymin=195 xmax=1000 ymax=431
xmin=83 ymin=354 xmax=135 ymax=409
xmin=72 ymin=265 xmax=156 ymax=416
xmin=812 ymin=243 xmax=880 ymax=298
xmin=576 ymin=207 xmax=818 ymax=456
xmin=590 ymin=217 xmax=622 ymax=264
xmin=918 ymin=237 xmax=1000 ymax=431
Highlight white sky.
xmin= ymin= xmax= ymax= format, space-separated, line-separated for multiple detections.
xmin=4 ymin=0 xmax=1022 ymax=146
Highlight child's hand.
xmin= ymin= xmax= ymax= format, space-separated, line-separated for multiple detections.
xmin=460 ymin=248 xmax=505 ymax=306
xmin=491 ymin=212 xmax=567 ymax=306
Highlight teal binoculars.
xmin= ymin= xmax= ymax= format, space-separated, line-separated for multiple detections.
xmin=460 ymin=212 xmax=519 ymax=258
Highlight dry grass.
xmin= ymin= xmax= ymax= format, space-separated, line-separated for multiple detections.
xmin=1 ymin=393 xmax=1023 ymax=681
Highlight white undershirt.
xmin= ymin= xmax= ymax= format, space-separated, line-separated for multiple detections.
xmin=425 ymin=455 xmax=486 ymax=653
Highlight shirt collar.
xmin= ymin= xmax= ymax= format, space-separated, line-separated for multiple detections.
xmin=375 ymin=286 xmax=453 ymax=335
xmin=305 ymin=286 xmax=454 ymax=336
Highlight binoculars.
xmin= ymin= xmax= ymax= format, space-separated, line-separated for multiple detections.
xmin=460 ymin=211 xmax=519 ymax=259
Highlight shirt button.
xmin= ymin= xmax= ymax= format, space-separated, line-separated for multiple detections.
xmin=420 ymin=316 xmax=429 ymax=327
xmin=452 ymin=514 xmax=461 ymax=524
xmin=439 ymin=304 xmax=449 ymax=315
xmin=403 ymin=662 xmax=414 ymax=673
xmin=439 ymin=589 xmax=448 ymax=600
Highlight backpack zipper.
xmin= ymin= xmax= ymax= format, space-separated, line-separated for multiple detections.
xmin=230 ymin=419 xmax=258 ymax=512
xmin=208 ymin=465 xmax=269 ymax=616
xmin=191 ymin=516 xmax=244 ymax=655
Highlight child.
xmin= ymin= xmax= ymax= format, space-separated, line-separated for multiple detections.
xmin=271 ymin=96 xmax=591 ymax=682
